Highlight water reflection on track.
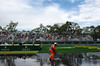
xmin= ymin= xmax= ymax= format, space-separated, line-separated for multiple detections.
xmin=0 ymin=53 xmax=100 ymax=66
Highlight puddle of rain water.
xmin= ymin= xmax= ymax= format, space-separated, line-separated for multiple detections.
xmin=0 ymin=52 xmax=100 ymax=66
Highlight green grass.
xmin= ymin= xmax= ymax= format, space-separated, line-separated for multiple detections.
xmin=39 ymin=45 xmax=100 ymax=53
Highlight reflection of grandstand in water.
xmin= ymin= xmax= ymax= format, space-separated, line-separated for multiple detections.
xmin=0 ymin=56 xmax=32 ymax=66
xmin=0 ymin=53 xmax=100 ymax=66
xmin=56 ymin=53 xmax=83 ymax=66
xmin=36 ymin=53 xmax=83 ymax=66
xmin=0 ymin=56 xmax=16 ymax=66
xmin=36 ymin=53 xmax=100 ymax=66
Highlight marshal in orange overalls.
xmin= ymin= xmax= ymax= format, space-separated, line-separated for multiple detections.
xmin=49 ymin=44 xmax=56 ymax=61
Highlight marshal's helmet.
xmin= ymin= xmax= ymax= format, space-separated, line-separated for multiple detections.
xmin=54 ymin=42 xmax=57 ymax=46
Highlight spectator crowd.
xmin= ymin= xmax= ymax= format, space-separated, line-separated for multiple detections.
xmin=0 ymin=32 xmax=95 ymax=43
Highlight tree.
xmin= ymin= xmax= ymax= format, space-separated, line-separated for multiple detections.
xmin=46 ymin=25 xmax=52 ymax=33
xmin=31 ymin=23 xmax=48 ymax=33
xmin=0 ymin=26 xmax=3 ymax=31
xmin=39 ymin=23 xmax=44 ymax=33
xmin=90 ymin=26 xmax=95 ymax=34
xmin=60 ymin=21 xmax=80 ymax=35
xmin=95 ymin=26 xmax=100 ymax=38
xmin=22 ymin=30 xmax=26 ymax=32
xmin=7 ymin=21 xmax=18 ymax=32
xmin=70 ymin=22 xmax=80 ymax=34
xmin=48 ymin=24 xmax=59 ymax=33
xmin=82 ymin=27 xmax=90 ymax=34
xmin=53 ymin=24 xmax=60 ymax=33
xmin=0 ymin=25 xmax=8 ymax=32
xmin=32 ymin=27 xmax=40 ymax=33
xmin=82 ymin=26 xmax=96 ymax=38
xmin=0 ymin=21 xmax=18 ymax=32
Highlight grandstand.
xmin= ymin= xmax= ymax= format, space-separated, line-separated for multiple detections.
xmin=0 ymin=32 xmax=97 ymax=44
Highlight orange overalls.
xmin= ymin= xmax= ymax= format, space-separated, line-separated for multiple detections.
xmin=50 ymin=60 xmax=54 ymax=66
xmin=49 ymin=44 xmax=56 ymax=61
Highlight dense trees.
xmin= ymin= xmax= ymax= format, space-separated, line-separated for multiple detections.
xmin=7 ymin=21 xmax=18 ymax=32
xmin=0 ymin=21 xmax=100 ymax=39
xmin=0 ymin=21 xmax=18 ymax=32
xmin=60 ymin=21 xmax=80 ymax=35
xmin=31 ymin=21 xmax=100 ymax=39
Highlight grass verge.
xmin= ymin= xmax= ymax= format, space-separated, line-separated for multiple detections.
xmin=39 ymin=45 xmax=100 ymax=53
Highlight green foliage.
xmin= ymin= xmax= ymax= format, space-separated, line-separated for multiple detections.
xmin=0 ymin=20 xmax=100 ymax=39
xmin=0 ymin=21 xmax=18 ymax=32
xmin=30 ymin=21 xmax=100 ymax=38
xmin=60 ymin=21 xmax=80 ymax=35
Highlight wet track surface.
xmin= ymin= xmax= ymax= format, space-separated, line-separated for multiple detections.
xmin=0 ymin=52 xmax=100 ymax=66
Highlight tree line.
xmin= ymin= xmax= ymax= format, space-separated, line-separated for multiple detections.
xmin=0 ymin=21 xmax=100 ymax=39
